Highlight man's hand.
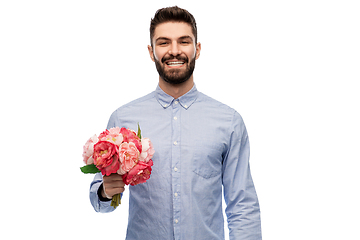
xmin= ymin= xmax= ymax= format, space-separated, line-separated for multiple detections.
xmin=102 ymin=173 xmax=125 ymax=199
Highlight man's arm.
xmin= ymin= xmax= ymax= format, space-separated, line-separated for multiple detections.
xmin=89 ymin=110 xmax=127 ymax=212
xmin=222 ymin=112 xmax=262 ymax=240
xmin=89 ymin=173 xmax=124 ymax=213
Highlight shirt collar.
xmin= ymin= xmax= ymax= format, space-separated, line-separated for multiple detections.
xmin=155 ymin=84 xmax=198 ymax=109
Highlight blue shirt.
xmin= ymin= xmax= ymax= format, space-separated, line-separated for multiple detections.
xmin=89 ymin=85 xmax=262 ymax=240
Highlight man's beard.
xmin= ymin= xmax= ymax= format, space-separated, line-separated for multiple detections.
xmin=154 ymin=54 xmax=196 ymax=85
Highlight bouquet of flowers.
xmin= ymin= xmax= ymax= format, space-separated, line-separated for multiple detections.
xmin=80 ymin=124 xmax=154 ymax=208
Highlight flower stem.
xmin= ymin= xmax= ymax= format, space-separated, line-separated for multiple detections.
xmin=110 ymin=193 xmax=121 ymax=209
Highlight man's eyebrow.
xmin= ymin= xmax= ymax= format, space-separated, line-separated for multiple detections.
xmin=155 ymin=36 xmax=193 ymax=42
xmin=155 ymin=37 xmax=170 ymax=42
xmin=178 ymin=35 xmax=193 ymax=41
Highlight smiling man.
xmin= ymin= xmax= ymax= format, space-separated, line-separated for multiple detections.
xmin=149 ymin=21 xmax=200 ymax=91
xmin=89 ymin=6 xmax=262 ymax=240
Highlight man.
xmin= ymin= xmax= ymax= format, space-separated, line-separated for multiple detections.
xmin=90 ymin=6 xmax=262 ymax=240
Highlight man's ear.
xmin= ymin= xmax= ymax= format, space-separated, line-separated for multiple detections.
xmin=195 ymin=42 xmax=201 ymax=60
xmin=148 ymin=45 xmax=155 ymax=62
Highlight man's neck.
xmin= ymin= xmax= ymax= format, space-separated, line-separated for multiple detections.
xmin=158 ymin=76 xmax=194 ymax=99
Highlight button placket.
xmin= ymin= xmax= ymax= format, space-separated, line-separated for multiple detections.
xmin=171 ymin=99 xmax=181 ymax=237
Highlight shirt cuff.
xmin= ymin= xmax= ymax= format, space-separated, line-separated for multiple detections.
xmin=97 ymin=183 xmax=112 ymax=202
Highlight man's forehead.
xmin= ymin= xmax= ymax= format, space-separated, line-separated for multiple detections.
xmin=153 ymin=21 xmax=195 ymax=40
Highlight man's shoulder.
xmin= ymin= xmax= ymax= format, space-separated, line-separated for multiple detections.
xmin=197 ymin=91 xmax=236 ymax=113
xmin=197 ymin=91 xmax=245 ymax=124
xmin=119 ymin=91 xmax=156 ymax=109
xmin=117 ymin=91 xmax=156 ymax=109
xmin=109 ymin=91 xmax=156 ymax=118
xmin=106 ymin=90 xmax=158 ymax=128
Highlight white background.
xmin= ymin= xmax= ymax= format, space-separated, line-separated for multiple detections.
xmin=1 ymin=1 xmax=359 ymax=239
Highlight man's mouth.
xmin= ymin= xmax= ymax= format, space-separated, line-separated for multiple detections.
xmin=165 ymin=61 xmax=185 ymax=66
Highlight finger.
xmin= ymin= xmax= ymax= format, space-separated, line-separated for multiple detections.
xmin=104 ymin=175 xmax=125 ymax=186
xmin=103 ymin=173 xmax=123 ymax=183
xmin=104 ymin=178 xmax=125 ymax=188
xmin=105 ymin=186 xmax=125 ymax=198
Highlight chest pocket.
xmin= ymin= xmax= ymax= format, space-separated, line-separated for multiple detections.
xmin=192 ymin=143 xmax=224 ymax=179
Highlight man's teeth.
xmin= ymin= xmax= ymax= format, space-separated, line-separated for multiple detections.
xmin=167 ymin=61 xmax=184 ymax=66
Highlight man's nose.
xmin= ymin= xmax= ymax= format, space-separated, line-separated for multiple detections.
xmin=169 ymin=42 xmax=181 ymax=56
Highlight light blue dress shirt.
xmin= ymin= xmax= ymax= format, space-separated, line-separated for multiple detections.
xmin=89 ymin=85 xmax=261 ymax=240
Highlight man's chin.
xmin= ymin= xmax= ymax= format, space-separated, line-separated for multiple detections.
xmin=162 ymin=75 xmax=190 ymax=85
xmin=155 ymin=58 xmax=195 ymax=85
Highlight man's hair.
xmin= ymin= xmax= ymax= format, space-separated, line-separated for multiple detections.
xmin=150 ymin=6 xmax=197 ymax=46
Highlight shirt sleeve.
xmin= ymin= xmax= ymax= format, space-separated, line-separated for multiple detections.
xmin=222 ymin=111 xmax=262 ymax=240
xmin=89 ymin=172 xmax=116 ymax=213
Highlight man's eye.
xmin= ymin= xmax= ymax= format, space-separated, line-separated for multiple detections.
xmin=181 ymin=41 xmax=190 ymax=44
xmin=158 ymin=42 xmax=168 ymax=46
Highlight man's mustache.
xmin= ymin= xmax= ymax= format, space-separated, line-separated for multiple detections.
xmin=161 ymin=55 xmax=188 ymax=63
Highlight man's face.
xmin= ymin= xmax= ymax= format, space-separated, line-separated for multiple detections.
xmin=148 ymin=22 xmax=201 ymax=85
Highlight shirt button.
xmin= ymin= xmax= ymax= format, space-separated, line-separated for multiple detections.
xmin=175 ymin=100 xmax=179 ymax=104
xmin=174 ymin=167 xmax=178 ymax=172
xmin=164 ymin=104 xmax=168 ymax=107
xmin=173 ymin=116 xmax=177 ymax=120
xmin=173 ymin=141 xmax=178 ymax=145
xmin=174 ymin=193 xmax=178 ymax=197
xmin=184 ymin=105 xmax=188 ymax=108
xmin=175 ymin=219 xmax=179 ymax=224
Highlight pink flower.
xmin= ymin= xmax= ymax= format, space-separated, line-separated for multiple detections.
xmin=82 ymin=134 xmax=99 ymax=165
xmin=98 ymin=129 xmax=109 ymax=139
xmin=120 ymin=128 xmax=142 ymax=152
xmin=93 ymin=141 xmax=120 ymax=176
xmin=122 ymin=160 xmax=154 ymax=186
xmin=139 ymin=138 xmax=155 ymax=163
xmin=117 ymin=142 xmax=140 ymax=175
xmin=98 ymin=127 xmax=124 ymax=146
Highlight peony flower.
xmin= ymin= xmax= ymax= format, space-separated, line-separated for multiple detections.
xmin=98 ymin=129 xmax=109 ymax=139
xmin=122 ymin=160 xmax=153 ymax=186
xmin=117 ymin=142 xmax=140 ymax=175
xmin=120 ymin=128 xmax=142 ymax=153
xmin=93 ymin=141 xmax=120 ymax=176
xmin=81 ymin=124 xmax=155 ymax=209
xmin=98 ymin=127 xmax=124 ymax=146
xmin=82 ymin=134 xmax=99 ymax=165
xmin=139 ymin=138 xmax=155 ymax=163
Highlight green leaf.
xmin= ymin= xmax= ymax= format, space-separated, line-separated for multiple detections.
xmin=80 ymin=164 xmax=101 ymax=174
xmin=137 ymin=123 xmax=142 ymax=139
